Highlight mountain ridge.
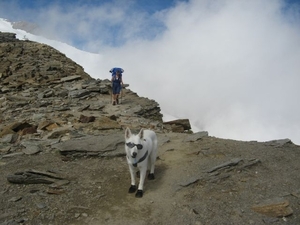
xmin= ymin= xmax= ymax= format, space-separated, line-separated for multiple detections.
xmin=1 ymin=31 xmax=300 ymax=225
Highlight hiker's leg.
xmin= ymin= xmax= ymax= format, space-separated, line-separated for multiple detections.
xmin=116 ymin=86 xmax=121 ymax=104
xmin=116 ymin=94 xmax=119 ymax=104
xmin=112 ymin=84 xmax=117 ymax=105
xmin=112 ymin=94 xmax=117 ymax=105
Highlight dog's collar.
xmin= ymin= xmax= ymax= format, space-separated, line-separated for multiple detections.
xmin=133 ymin=150 xmax=148 ymax=167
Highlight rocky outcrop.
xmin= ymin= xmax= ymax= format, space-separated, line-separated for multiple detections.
xmin=163 ymin=119 xmax=191 ymax=132
xmin=0 ymin=32 xmax=172 ymax=148
xmin=0 ymin=31 xmax=90 ymax=85
xmin=0 ymin=32 xmax=18 ymax=42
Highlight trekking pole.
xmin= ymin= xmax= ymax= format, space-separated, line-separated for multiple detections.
xmin=111 ymin=83 xmax=113 ymax=104
xmin=120 ymin=88 xmax=122 ymax=104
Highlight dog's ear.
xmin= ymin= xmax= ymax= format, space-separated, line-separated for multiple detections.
xmin=125 ymin=127 xmax=132 ymax=139
xmin=138 ymin=128 xmax=144 ymax=139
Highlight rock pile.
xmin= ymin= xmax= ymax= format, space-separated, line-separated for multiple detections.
xmin=0 ymin=31 xmax=192 ymax=157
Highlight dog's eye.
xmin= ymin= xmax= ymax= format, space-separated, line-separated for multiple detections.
xmin=136 ymin=144 xmax=143 ymax=150
xmin=126 ymin=142 xmax=135 ymax=148
xmin=126 ymin=142 xmax=143 ymax=149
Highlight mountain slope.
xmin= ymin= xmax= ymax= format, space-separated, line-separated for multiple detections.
xmin=0 ymin=31 xmax=300 ymax=225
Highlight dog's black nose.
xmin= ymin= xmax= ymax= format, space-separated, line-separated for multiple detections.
xmin=132 ymin=152 xmax=137 ymax=158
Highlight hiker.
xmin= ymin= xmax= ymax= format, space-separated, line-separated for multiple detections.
xmin=111 ymin=70 xmax=123 ymax=105
xmin=110 ymin=67 xmax=124 ymax=105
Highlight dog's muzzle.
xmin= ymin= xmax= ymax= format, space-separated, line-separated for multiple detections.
xmin=132 ymin=152 xmax=137 ymax=158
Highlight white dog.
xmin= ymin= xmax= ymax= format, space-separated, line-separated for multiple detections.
xmin=125 ymin=127 xmax=158 ymax=198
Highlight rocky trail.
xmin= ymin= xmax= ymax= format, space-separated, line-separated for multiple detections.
xmin=1 ymin=130 xmax=300 ymax=225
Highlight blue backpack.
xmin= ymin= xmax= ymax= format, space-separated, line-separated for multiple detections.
xmin=110 ymin=67 xmax=124 ymax=77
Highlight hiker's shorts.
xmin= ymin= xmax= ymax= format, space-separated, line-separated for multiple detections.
xmin=112 ymin=84 xmax=121 ymax=94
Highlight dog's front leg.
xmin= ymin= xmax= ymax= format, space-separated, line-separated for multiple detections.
xmin=128 ymin=164 xmax=137 ymax=193
xmin=148 ymin=152 xmax=156 ymax=180
xmin=135 ymin=165 xmax=147 ymax=198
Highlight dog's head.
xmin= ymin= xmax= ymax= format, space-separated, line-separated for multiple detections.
xmin=125 ymin=127 xmax=144 ymax=158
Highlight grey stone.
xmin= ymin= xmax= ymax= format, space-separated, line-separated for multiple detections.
xmin=183 ymin=131 xmax=209 ymax=142
xmin=61 ymin=75 xmax=82 ymax=82
xmin=53 ymin=133 xmax=125 ymax=157
xmin=0 ymin=133 xmax=18 ymax=143
xmin=68 ymin=89 xmax=91 ymax=98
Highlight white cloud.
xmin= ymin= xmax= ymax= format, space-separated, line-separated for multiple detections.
xmin=103 ymin=0 xmax=300 ymax=144
xmin=1 ymin=0 xmax=300 ymax=144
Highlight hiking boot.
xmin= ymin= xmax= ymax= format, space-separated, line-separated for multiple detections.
xmin=112 ymin=101 xmax=116 ymax=105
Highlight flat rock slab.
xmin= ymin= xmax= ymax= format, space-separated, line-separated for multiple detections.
xmin=163 ymin=119 xmax=191 ymax=130
xmin=183 ymin=131 xmax=209 ymax=142
xmin=7 ymin=169 xmax=68 ymax=185
xmin=207 ymin=158 xmax=242 ymax=173
xmin=252 ymin=197 xmax=293 ymax=217
xmin=52 ymin=134 xmax=125 ymax=157
xmin=21 ymin=140 xmax=45 ymax=155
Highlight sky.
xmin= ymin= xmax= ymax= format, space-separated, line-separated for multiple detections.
xmin=1 ymin=0 xmax=300 ymax=144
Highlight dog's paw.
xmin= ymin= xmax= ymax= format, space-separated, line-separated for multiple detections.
xmin=128 ymin=185 xmax=137 ymax=193
xmin=148 ymin=173 xmax=155 ymax=180
xmin=135 ymin=189 xmax=143 ymax=198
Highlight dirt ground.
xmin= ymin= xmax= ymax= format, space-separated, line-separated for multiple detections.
xmin=1 ymin=131 xmax=300 ymax=225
